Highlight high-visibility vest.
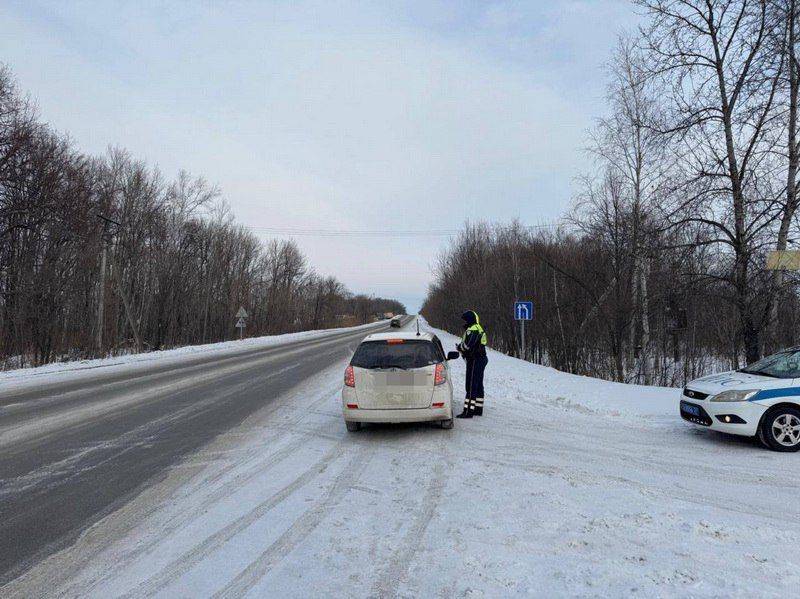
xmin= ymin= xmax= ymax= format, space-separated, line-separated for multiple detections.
xmin=462 ymin=323 xmax=487 ymax=346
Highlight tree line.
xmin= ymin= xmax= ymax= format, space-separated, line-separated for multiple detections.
xmin=0 ymin=66 xmax=404 ymax=368
xmin=423 ymin=0 xmax=800 ymax=386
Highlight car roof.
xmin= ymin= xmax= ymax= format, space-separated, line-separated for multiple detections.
xmin=363 ymin=331 xmax=436 ymax=342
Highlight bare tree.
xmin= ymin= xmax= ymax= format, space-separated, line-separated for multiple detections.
xmin=578 ymin=39 xmax=671 ymax=381
xmin=0 ymin=65 xmax=405 ymax=368
xmin=636 ymin=0 xmax=784 ymax=362
xmin=765 ymin=0 xmax=800 ymax=350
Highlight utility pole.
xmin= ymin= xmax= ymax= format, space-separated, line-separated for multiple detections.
xmin=96 ymin=234 xmax=109 ymax=355
xmin=111 ymin=257 xmax=143 ymax=352
xmin=97 ymin=214 xmax=143 ymax=353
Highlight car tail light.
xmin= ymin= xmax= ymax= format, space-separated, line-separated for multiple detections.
xmin=434 ymin=363 xmax=446 ymax=386
xmin=344 ymin=365 xmax=355 ymax=387
xmin=346 ymin=403 xmax=359 ymax=409
xmin=387 ymin=339 xmax=404 ymax=344
xmin=432 ymin=402 xmax=445 ymax=408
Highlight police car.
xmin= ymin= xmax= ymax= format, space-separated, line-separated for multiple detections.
xmin=680 ymin=347 xmax=800 ymax=451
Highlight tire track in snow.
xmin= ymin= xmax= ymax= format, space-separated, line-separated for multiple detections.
xmin=368 ymin=461 xmax=446 ymax=599
xmin=51 ymin=374 xmax=349 ymax=599
xmin=77 ymin=432 xmax=319 ymax=596
xmin=470 ymin=427 xmax=800 ymax=525
xmin=181 ymin=384 xmax=344 ymax=496
xmin=173 ymin=353 xmax=350 ymax=496
xmin=212 ymin=449 xmax=371 ymax=599
xmin=121 ymin=439 xmax=350 ymax=598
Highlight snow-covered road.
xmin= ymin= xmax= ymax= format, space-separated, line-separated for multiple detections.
xmin=5 ymin=322 xmax=799 ymax=598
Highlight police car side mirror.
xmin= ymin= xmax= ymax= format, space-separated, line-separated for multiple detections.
xmin=446 ymin=351 xmax=460 ymax=360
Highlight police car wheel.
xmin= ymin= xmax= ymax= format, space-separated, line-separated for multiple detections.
xmin=757 ymin=423 xmax=769 ymax=449
xmin=345 ymin=421 xmax=361 ymax=432
xmin=440 ymin=418 xmax=454 ymax=430
xmin=760 ymin=407 xmax=800 ymax=452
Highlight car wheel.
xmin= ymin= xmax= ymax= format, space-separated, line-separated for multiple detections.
xmin=759 ymin=407 xmax=800 ymax=452
xmin=345 ymin=421 xmax=361 ymax=432
xmin=757 ymin=423 xmax=769 ymax=449
xmin=440 ymin=418 xmax=454 ymax=430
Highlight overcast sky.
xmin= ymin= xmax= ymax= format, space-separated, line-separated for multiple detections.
xmin=1 ymin=0 xmax=640 ymax=312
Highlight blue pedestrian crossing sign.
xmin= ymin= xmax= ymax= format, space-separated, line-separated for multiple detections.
xmin=514 ymin=301 xmax=533 ymax=321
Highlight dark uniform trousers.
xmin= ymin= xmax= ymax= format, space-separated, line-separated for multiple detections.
xmin=464 ymin=354 xmax=488 ymax=411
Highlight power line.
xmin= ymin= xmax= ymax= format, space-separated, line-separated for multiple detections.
xmin=241 ymin=223 xmax=562 ymax=237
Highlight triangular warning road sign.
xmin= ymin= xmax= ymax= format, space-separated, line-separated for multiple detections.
xmin=236 ymin=306 xmax=248 ymax=318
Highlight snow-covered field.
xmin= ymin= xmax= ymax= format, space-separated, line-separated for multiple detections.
xmin=7 ymin=323 xmax=800 ymax=598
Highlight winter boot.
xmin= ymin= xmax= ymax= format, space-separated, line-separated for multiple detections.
xmin=474 ymin=398 xmax=484 ymax=416
xmin=456 ymin=399 xmax=473 ymax=418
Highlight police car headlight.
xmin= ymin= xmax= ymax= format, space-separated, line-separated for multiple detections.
xmin=709 ymin=389 xmax=759 ymax=402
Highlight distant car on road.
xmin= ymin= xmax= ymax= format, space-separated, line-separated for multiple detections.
xmin=389 ymin=315 xmax=402 ymax=328
xmin=681 ymin=347 xmax=800 ymax=451
xmin=342 ymin=331 xmax=460 ymax=431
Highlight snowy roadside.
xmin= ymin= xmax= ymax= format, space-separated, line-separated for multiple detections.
xmin=0 ymin=321 xmax=383 ymax=393
xmin=6 ymin=320 xmax=800 ymax=598
xmin=451 ymin=331 xmax=677 ymax=419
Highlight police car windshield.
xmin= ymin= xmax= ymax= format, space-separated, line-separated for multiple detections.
xmin=740 ymin=350 xmax=800 ymax=379
xmin=350 ymin=340 xmax=441 ymax=370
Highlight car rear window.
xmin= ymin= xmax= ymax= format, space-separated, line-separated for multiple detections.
xmin=350 ymin=340 xmax=442 ymax=369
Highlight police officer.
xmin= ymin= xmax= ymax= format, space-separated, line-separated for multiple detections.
xmin=455 ymin=310 xmax=488 ymax=418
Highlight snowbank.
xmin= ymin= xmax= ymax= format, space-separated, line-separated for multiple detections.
xmin=430 ymin=320 xmax=677 ymax=419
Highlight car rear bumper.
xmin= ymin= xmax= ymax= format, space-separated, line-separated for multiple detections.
xmin=679 ymin=394 xmax=765 ymax=437
xmin=343 ymin=405 xmax=453 ymax=423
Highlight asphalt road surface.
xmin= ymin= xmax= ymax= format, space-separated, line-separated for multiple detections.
xmin=0 ymin=318 xmax=408 ymax=584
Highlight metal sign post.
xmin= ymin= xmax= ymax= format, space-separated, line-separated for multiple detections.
xmin=514 ymin=301 xmax=533 ymax=360
xmin=235 ymin=307 xmax=248 ymax=340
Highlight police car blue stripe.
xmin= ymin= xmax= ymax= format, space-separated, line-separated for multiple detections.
xmin=752 ymin=387 xmax=800 ymax=401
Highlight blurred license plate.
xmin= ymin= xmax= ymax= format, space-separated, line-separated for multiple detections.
xmin=681 ymin=402 xmax=701 ymax=417
xmin=384 ymin=372 xmax=427 ymax=386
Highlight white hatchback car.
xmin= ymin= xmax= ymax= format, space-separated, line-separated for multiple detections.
xmin=342 ymin=331 xmax=460 ymax=431
xmin=681 ymin=347 xmax=800 ymax=451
